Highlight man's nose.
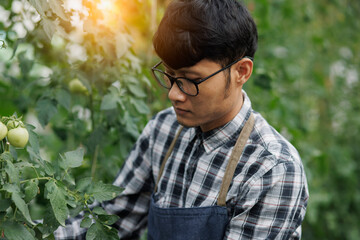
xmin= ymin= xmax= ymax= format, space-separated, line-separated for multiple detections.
xmin=168 ymin=81 xmax=187 ymax=102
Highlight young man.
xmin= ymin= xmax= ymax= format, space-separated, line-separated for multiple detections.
xmin=56 ymin=0 xmax=309 ymax=239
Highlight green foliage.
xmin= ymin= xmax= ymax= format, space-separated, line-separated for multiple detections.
xmin=0 ymin=0 xmax=152 ymax=182
xmin=0 ymin=0 xmax=150 ymax=238
xmin=0 ymin=128 xmax=123 ymax=238
xmin=1 ymin=0 xmax=359 ymax=239
xmin=242 ymin=0 xmax=360 ymax=239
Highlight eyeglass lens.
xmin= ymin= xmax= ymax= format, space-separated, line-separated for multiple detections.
xmin=153 ymin=70 xmax=198 ymax=96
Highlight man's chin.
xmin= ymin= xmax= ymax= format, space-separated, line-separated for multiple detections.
xmin=176 ymin=118 xmax=197 ymax=129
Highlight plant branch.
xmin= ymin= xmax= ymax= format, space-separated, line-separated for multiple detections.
xmin=89 ymin=93 xmax=96 ymax=132
xmin=91 ymin=145 xmax=99 ymax=180
xmin=20 ymin=177 xmax=51 ymax=184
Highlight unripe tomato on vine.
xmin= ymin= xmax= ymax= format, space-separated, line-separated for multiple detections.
xmin=68 ymin=78 xmax=89 ymax=95
xmin=7 ymin=127 xmax=29 ymax=148
xmin=0 ymin=121 xmax=7 ymax=141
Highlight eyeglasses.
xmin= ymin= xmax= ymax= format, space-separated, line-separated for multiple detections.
xmin=151 ymin=57 xmax=252 ymax=96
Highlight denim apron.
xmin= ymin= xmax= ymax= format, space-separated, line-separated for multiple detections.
xmin=148 ymin=113 xmax=255 ymax=240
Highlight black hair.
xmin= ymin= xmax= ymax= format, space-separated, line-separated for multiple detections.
xmin=153 ymin=0 xmax=258 ymax=69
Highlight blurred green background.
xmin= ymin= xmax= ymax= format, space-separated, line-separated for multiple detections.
xmin=1 ymin=0 xmax=359 ymax=239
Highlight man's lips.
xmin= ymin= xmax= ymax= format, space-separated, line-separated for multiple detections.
xmin=174 ymin=107 xmax=190 ymax=115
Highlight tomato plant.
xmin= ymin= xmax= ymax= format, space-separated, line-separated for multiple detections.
xmin=0 ymin=0 xmax=153 ymax=239
xmin=0 ymin=114 xmax=123 ymax=239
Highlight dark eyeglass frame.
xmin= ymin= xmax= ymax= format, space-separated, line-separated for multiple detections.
xmin=151 ymin=56 xmax=253 ymax=96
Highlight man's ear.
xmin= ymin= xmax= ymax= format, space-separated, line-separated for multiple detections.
xmin=233 ymin=58 xmax=253 ymax=85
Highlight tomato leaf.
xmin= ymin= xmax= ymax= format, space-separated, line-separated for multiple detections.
xmin=25 ymin=124 xmax=41 ymax=158
xmin=86 ymin=221 xmax=119 ymax=240
xmin=92 ymin=206 xmax=107 ymax=215
xmin=26 ymin=146 xmax=42 ymax=164
xmin=98 ymin=214 xmax=120 ymax=226
xmin=38 ymin=204 xmax=61 ymax=238
xmin=100 ymin=86 xmax=123 ymax=111
xmin=44 ymin=160 xmax=55 ymax=175
xmin=127 ymin=84 xmax=146 ymax=98
xmin=69 ymin=204 xmax=84 ymax=218
xmin=76 ymin=177 xmax=93 ymax=192
xmin=45 ymin=180 xmax=69 ymax=226
xmin=3 ymin=183 xmax=20 ymax=193
xmin=130 ymin=98 xmax=150 ymax=114
xmin=12 ymin=192 xmax=35 ymax=225
xmin=60 ymin=148 xmax=84 ymax=170
xmin=5 ymin=160 xmax=19 ymax=185
xmin=63 ymin=172 xmax=75 ymax=185
xmin=80 ymin=217 xmax=93 ymax=228
xmin=36 ymin=97 xmax=58 ymax=127
xmin=55 ymin=88 xmax=71 ymax=111
xmin=91 ymin=182 xmax=122 ymax=202
xmin=0 ymin=199 xmax=11 ymax=212
xmin=24 ymin=180 xmax=39 ymax=203
xmin=122 ymin=112 xmax=139 ymax=138
xmin=101 ymin=93 xmax=118 ymax=110
xmin=2 ymin=221 xmax=36 ymax=240
xmin=0 ymin=151 xmax=13 ymax=162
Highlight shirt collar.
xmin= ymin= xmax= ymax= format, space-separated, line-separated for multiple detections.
xmin=187 ymin=90 xmax=253 ymax=154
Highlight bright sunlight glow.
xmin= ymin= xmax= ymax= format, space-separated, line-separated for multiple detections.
xmin=91 ymin=0 xmax=123 ymax=28
xmin=96 ymin=0 xmax=114 ymax=11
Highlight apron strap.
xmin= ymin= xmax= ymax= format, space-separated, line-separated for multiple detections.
xmin=217 ymin=113 xmax=255 ymax=206
xmin=154 ymin=113 xmax=255 ymax=206
xmin=154 ymin=125 xmax=184 ymax=193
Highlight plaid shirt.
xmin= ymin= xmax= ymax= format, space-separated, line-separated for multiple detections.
xmin=55 ymin=91 xmax=309 ymax=239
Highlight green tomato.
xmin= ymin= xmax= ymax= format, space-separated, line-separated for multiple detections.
xmin=7 ymin=127 xmax=29 ymax=148
xmin=69 ymin=78 xmax=88 ymax=95
xmin=0 ymin=122 xmax=7 ymax=141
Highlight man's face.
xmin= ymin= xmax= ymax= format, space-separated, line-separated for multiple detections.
xmin=166 ymin=59 xmax=246 ymax=132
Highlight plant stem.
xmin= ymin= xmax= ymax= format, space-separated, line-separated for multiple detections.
xmin=1 ymin=138 xmax=8 ymax=153
xmin=13 ymin=207 xmax=18 ymax=219
xmin=0 ymin=138 xmax=4 ymax=153
xmin=91 ymin=145 xmax=99 ymax=180
xmin=20 ymin=177 xmax=51 ymax=184
xmin=89 ymin=93 xmax=95 ymax=132
xmin=31 ymin=166 xmax=40 ymax=178
xmin=5 ymin=141 xmax=9 ymax=152
xmin=0 ymin=140 xmax=3 ymax=179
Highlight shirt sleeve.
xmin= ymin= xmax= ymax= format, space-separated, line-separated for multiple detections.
xmin=54 ymin=120 xmax=155 ymax=240
xmin=224 ymin=161 xmax=309 ymax=240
